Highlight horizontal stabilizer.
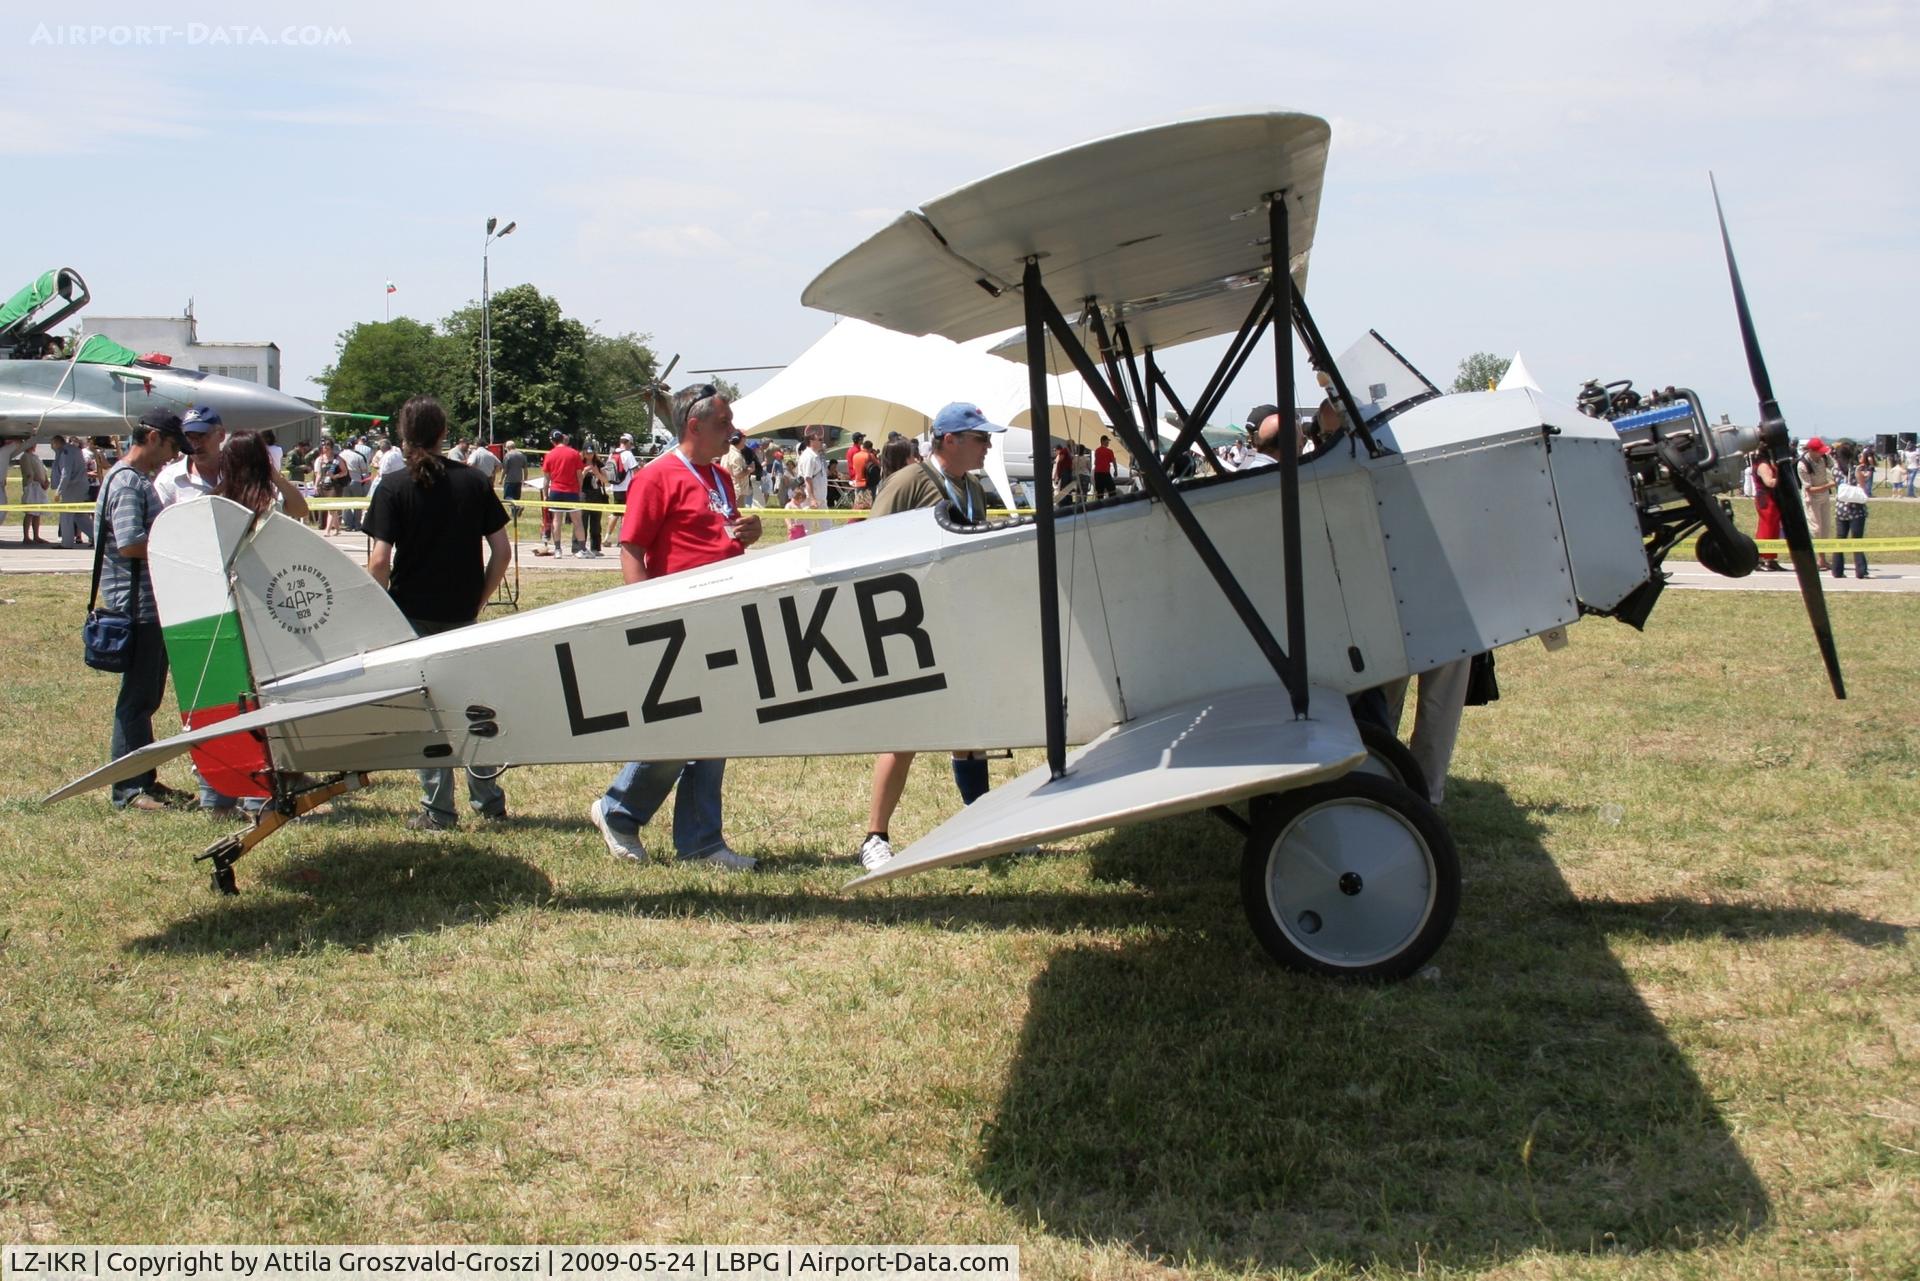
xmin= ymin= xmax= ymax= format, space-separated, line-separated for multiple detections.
xmin=849 ymin=684 xmax=1364 ymax=887
xmin=44 ymin=686 xmax=424 ymax=803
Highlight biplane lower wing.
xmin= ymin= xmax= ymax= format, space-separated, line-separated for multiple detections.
xmin=849 ymin=683 xmax=1364 ymax=887
xmin=43 ymin=686 xmax=425 ymax=803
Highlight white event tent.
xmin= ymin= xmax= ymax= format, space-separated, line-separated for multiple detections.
xmin=728 ymin=318 xmax=1116 ymax=506
xmin=1495 ymin=351 xmax=1542 ymax=393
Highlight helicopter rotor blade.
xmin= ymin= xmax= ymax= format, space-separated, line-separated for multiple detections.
xmin=1711 ymin=174 xmax=1845 ymax=699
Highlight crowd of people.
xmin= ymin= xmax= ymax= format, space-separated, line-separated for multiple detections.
xmin=1748 ymin=434 xmax=1889 ymax=578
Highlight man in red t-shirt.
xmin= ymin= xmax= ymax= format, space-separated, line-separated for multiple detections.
xmin=1092 ymin=434 xmax=1117 ymax=498
xmin=846 ymin=433 xmax=873 ymax=508
xmin=589 ymin=384 xmax=764 ymax=871
xmin=541 ymin=429 xmax=587 ymax=556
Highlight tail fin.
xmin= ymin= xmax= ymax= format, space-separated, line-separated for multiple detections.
xmin=151 ymin=499 xmax=415 ymax=795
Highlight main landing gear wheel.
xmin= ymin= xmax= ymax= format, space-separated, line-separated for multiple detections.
xmin=1353 ymin=721 xmax=1431 ymax=802
xmin=1240 ymin=773 xmax=1460 ymax=980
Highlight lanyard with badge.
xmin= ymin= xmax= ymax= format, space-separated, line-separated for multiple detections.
xmin=675 ymin=451 xmax=736 ymax=521
xmin=925 ymin=460 xmax=975 ymax=522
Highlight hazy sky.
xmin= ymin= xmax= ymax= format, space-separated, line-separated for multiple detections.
xmin=9 ymin=1 xmax=1915 ymax=434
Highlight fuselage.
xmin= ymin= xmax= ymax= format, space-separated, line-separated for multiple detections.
xmin=234 ymin=388 xmax=1646 ymax=778
xmin=0 ymin=358 xmax=318 ymax=441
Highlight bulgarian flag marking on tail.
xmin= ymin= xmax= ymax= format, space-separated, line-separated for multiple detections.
xmin=164 ymin=606 xmax=273 ymax=798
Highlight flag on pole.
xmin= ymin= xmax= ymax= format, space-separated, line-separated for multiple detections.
xmin=386 ymin=280 xmax=397 ymax=294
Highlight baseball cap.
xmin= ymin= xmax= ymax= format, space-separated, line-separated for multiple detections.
xmin=181 ymin=404 xmax=223 ymax=433
xmin=550 ymin=429 xmax=567 ymax=444
xmin=136 ymin=407 xmax=187 ymax=447
xmin=619 ymin=432 xmax=634 ymax=443
xmin=1245 ymin=403 xmax=1280 ymax=431
xmin=1806 ymin=437 xmax=1830 ymax=454
xmin=930 ymin=402 xmax=1008 ymax=438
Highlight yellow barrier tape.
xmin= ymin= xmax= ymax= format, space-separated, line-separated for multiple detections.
xmin=15 ymin=494 xmax=1911 ymax=547
xmin=0 ymin=499 xmax=1020 ymax=521
xmin=1750 ymin=538 xmax=1920 ymax=553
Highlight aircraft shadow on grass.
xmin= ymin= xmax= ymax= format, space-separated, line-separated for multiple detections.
xmin=130 ymin=842 xmax=555 ymax=955
xmin=128 ymin=781 xmax=1898 ymax=1272
xmin=972 ymin=779 xmax=1808 ymax=1272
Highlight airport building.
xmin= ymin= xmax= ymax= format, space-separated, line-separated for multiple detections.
xmin=80 ymin=304 xmax=282 ymax=388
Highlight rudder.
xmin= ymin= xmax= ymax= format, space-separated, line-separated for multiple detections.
xmin=149 ymin=499 xmax=416 ymax=795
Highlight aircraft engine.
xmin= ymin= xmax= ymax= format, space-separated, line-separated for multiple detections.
xmin=1577 ymin=379 xmax=1761 ymax=590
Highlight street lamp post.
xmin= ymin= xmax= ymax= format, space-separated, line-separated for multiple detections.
xmin=481 ymin=216 xmax=516 ymax=445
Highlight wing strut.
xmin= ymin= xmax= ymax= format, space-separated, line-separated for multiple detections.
xmin=1022 ymin=259 xmax=1070 ymax=779
xmin=1269 ymin=193 xmax=1309 ymax=718
xmin=1158 ymin=278 xmax=1274 ymax=467
xmin=1023 ymin=268 xmax=1310 ymax=717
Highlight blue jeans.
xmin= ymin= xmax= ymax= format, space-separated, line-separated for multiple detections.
xmin=110 ymin=620 xmax=169 ymax=806
xmin=411 ymin=617 xmax=507 ymax=824
xmin=601 ymin=758 xmax=726 ymax=857
xmin=196 ymin=768 xmax=260 ymax=813
xmin=1833 ymin=513 xmax=1868 ymax=576
xmin=1906 ymin=473 xmax=1917 ymax=498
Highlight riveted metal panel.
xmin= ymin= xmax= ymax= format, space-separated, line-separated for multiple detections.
xmin=1372 ymin=433 xmax=1580 ymax=670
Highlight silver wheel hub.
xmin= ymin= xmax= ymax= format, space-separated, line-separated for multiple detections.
xmin=1264 ymin=798 xmax=1436 ymax=967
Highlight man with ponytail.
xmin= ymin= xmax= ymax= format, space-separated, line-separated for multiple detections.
xmin=366 ymin=395 xmax=513 ymax=830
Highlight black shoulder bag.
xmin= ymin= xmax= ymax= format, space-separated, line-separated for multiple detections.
xmin=82 ymin=472 xmax=140 ymax=672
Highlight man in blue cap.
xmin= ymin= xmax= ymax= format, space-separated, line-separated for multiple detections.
xmin=154 ymin=404 xmax=227 ymax=507
xmin=857 ymin=401 xmax=1006 ymax=871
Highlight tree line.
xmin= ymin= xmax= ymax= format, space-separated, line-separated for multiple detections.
xmin=316 ymin=284 xmax=664 ymax=443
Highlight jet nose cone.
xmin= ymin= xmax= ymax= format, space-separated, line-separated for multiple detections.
xmin=185 ymin=372 xmax=319 ymax=434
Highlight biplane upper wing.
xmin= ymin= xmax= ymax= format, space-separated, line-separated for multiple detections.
xmin=803 ymin=112 xmax=1330 ymax=352
xmin=43 ymin=686 xmax=425 ymax=803
xmin=848 ymin=682 xmax=1364 ymax=887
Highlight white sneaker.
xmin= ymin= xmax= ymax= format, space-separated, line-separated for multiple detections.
xmin=683 ymin=845 xmax=756 ymax=871
xmin=857 ymin=833 xmax=894 ymax=872
xmin=589 ymin=796 xmax=647 ymax=861
xmin=573 ymin=549 xmax=590 ymax=559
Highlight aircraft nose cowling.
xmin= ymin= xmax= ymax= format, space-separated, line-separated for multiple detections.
xmin=172 ymin=371 xmax=318 ymax=434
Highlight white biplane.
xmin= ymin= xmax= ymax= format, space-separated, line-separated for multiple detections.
xmin=48 ymin=112 xmax=1842 ymax=979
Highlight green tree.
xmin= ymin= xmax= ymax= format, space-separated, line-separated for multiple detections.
xmin=316 ymin=318 xmax=460 ymax=424
xmin=1451 ymin=352 xmax=1511 ymax=394
xmin=443 ymin=284 xmax=592 ymax=444
xmin=583 ymin=330 xmax=661 ymax=442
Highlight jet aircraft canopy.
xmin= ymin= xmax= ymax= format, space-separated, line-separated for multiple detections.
xmin=0 ymin=268 xmax=90 ymax=353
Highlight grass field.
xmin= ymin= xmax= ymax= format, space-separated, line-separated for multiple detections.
xmin=0 ymin=570 xmax=1914 ymax=1277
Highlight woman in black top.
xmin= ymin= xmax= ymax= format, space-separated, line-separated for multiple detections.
xmin=579 ymin=450 xmax=609 ymax=557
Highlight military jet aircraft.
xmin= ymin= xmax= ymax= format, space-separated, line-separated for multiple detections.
xmin=45 ymin=113 xmax=1839 ymax=980
xmin=0 ymin=268 xmax=321 ymax=440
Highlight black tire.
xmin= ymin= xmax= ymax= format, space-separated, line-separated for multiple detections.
xmin=1695 ymin=527 xmax=1759 ymax=579
xmin=1353 ymin=721 xmax=1431 ymax=802
xmin=1240 ymin=773 xmax=1460 ymax=980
